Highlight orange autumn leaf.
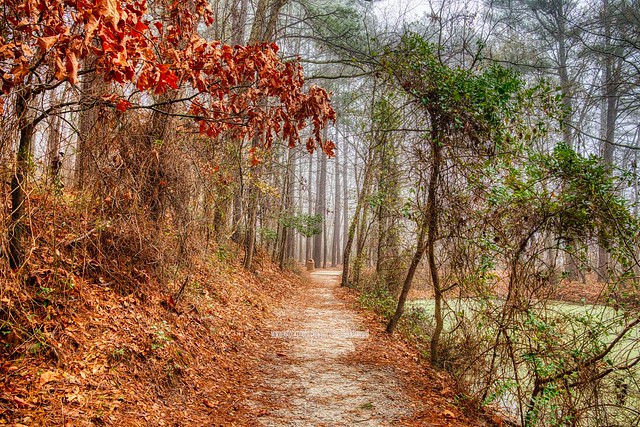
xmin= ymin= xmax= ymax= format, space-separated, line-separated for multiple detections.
xmin=115 ymin=99 xmax=132 ymax=112
xmin=37 ymin=35 xmax=59 ymax=51
xmin=53 ymin=55 xmax=66 ymax=81
xmin=98 ymin=0 xmax=121 ymax=27
xmin=65 ymin=51 xmax=79 ymax=85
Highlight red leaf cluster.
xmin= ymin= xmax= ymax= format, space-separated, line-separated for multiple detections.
xmin=0 ymin=0 xmax=336 ymax=153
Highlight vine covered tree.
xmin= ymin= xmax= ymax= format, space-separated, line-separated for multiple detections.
xmin=381 ymin=33 xmax=559 ymax=364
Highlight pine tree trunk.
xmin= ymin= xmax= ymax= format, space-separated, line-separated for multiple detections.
xmin=342 ymin=152 xmax=348 ymax=266
xmin=313 ymin=152 xmax=327 ymax=267
xmin=341 ymin=161 xmax=372 ymax=287
xmin=306 ymin=154 xmax=313 ymax=262
xmin=331 ymin=155 xmax=341 ymax=267
xmin=599 ymin=0 xmax=618 ymax=282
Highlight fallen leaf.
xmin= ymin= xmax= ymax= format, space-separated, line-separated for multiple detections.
xmin=13 ymin=396 xmax=33 ymax=407
xmin=38 ymin=370 xmax=60 ymax=387
xmin=441 ymin=409 xmax=456 ymax=418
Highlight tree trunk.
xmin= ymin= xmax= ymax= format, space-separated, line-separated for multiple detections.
xmin=557 ymin=14 xmax=580 ymax=280
xmin=427 ymin=132 xmax=443 ymax=366
xmin=9 ymin=88 xmax=34 ymax=269
xmin=278 ymin=149 xmax=295 ymax=269
xmin=145 ymin=92 xmax=176 ymax=220
xmin=352 ymin=189 xmax=370 ymax=286
xmin=386 ymin=122 xmax=443 ymax=368
xmin=386 ymin=227 xmax=427 ymax=333
xmin=241 ymin=0 xmax=285 ymax=269
xmin=231 ymin=151 xmax=244 ymax=243
xmin=298 ymin=154 xmax=304 ymax=263
xmin=331 ymin=155 xmax=341 ymax=267
xmin=306 ymin=153 xmax=313 ymax=261
xmin=341 ymin=160 xmax=372 ymax=287
xmin=313 ymin=152 xmax=327 ymax=267
xmin=243 ymin=189 xmax=258 ymax=269
xmin=286 ymin=149 xmax=297 ymax=263
xmin=230 ymin=0 xmax=249 ymax=44
xmin=75 ymin=57 xmax=109 ymax=190
xmin=249 ymin=0 xmax=288 ymax=43
xmin=342 ymin=149 xmax=349 ymax=266
xmin=599 ymin=0 xmax=619 ymax=282
xmin=45 ymin=113 xmax=63 ymax=185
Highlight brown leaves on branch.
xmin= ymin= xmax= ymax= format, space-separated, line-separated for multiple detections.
xmin=0 ymin=0 xmax=336 ymax=154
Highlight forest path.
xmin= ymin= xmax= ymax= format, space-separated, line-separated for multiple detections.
xmin=246 ymin=269 xmax=420 ymax=427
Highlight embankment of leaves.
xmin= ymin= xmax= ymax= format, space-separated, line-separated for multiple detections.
xmin=0 ymin=196 xmax=299 ymax=426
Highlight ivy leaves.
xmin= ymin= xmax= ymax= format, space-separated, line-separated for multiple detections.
xmin=280 ymin=214 xmax=323 ymax=237
xmin=383 ymin=33 xmax=561 ymax=153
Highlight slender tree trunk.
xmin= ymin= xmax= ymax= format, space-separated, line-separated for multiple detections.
xmin=353 ymin=190 xmax=370 ymax=286
xmin=285 ymin=149 xmax=296 ymax=263
xmin=243 ymin=189 xmax=258 ymax=269
xmin=557 ymin=18 xmax=580 ymax=280
xmin=331 ymin=155 xmax=341 ymax=267
xmin=599 ymin=0 xmax=618 ymax=282
xmin=313 ymin=151 xmax=327 ymax=267
xmin=306 ymin=153 xmax=313 ymax=261
xmin=241 ymin=0 xmax=285 ymax=269
xmin=278 ymin=149 xmax=295 ymax=269
xmin=45 ymin=113 xmax=62 ymax=185
xmin=341 ymin=160 xmax=372 ymax=287
xmin=230 ymin=0 xmax=249 ymax=44
xmin=386 ymin=227 xmax=427 ymax=333
xmin=298 ymin=155 xmax=304 ymax=262
xmin=387 ymin=123 xmax=443 ymax=366
xmin=427 ymin=139 xmax=443 ymax=365
xmin=231 ymin=148 xmax=244 ymax=243
xmin=9 ymin=88 xmax=34 ymax=269
xmin=427 ymin=134 xmax=444 ymax=366
xmin=342 ymin=150 xmax=349 ymax=266
xmin=375 ymin=199 xmax=384 ymax=275
xmin=145 ymin=91 xmax=176 ymax=220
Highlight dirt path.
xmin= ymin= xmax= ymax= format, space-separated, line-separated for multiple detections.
xmin=246 ymin=270 xmax=421 ymax=426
